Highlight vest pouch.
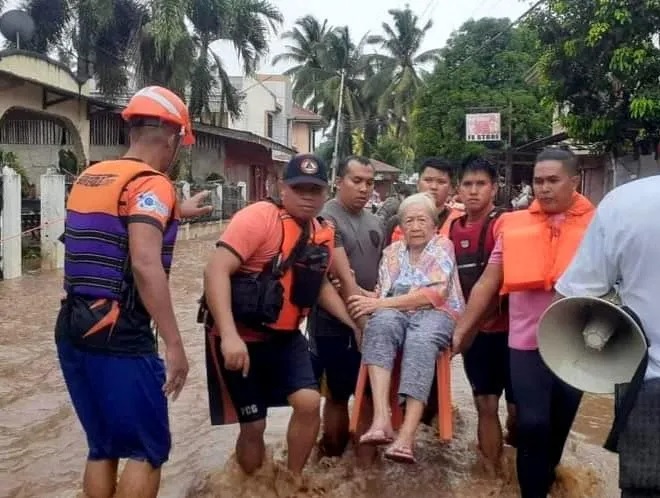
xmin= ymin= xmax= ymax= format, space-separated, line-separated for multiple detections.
xmin=290 ymin=245 xmax=330 ymax=309
xmin=230 ymin=273 xmax=284 ymax=324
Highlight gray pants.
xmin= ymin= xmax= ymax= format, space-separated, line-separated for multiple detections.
xmin=362 ymin=308 xmax=454 ymax=403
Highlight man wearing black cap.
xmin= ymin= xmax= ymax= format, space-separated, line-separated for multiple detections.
xmin=203 ymin=154 xmax=359 ymax=479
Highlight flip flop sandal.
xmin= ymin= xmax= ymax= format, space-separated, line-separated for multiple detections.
xmin=384 ymin=445 xmax=417 ymax=464
xmin=359 ymin=430 xmax=395 ymax=446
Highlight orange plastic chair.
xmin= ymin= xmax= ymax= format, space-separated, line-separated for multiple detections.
xmin=349 ymin=350 xmax=453 ymax=442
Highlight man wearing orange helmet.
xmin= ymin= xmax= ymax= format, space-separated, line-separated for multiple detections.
xmin=55 ymin=86 xmax=198 ymax=498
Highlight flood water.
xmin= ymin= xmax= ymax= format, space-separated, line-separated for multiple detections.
xmin=0 ymin=234 xmax=619 ymax=497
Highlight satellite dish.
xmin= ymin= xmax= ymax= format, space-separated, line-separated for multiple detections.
xmin=0 ymin=10 xmax=36 ymax=49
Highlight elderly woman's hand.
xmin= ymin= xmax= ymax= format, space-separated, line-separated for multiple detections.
xmin=347 ymin=294 xmax=382 ymax=319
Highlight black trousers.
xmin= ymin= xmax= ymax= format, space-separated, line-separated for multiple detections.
xmin=510 ymin=349 xmax=583 ymax=498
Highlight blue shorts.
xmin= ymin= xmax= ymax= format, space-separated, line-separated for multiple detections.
xmin=57 ymin=339 xmax=170 ymax=468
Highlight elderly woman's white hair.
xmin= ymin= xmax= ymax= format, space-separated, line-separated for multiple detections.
xmin=397 ymin=192 xmax=438 ymax=221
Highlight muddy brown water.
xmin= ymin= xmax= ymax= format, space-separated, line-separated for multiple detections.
xmin=0 ymin=235 xmax=619 ymax=497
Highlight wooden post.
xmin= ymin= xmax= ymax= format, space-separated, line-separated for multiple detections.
xmin=504 ymin=148 xmax=514 ymax=206
xmin=40 ymin=173 xmax=66 ymax=270
xmin=1 ymin=166 xmax=22 ymax=279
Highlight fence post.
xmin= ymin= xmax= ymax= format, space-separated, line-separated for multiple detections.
xmin=216 ymin=184 xmax=223 ymax=219
xmin=40 ymin=173 xmax=65 ymax=270
xmin=237 ymin=181 xmax=247 ymax=203
xmin=1 ymin=166 xmax=22 ymax=279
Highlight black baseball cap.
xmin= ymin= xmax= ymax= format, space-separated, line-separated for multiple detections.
xmin=283 ymin=154 xmax=329 ymax=186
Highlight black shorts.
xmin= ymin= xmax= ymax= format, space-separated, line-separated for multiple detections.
xmin=219 ymin=332 xmax=318 ymax=424
xmin=310 ymin=333 xmax=362 ymax=403
xmin=463 ymin=331 xmax=514 ymax=403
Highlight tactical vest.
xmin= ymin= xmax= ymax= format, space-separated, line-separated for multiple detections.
xmin=267 ymin=208 xmax=335 ymax=332
xmin=449 ymin=209 xmax=504 ymax=298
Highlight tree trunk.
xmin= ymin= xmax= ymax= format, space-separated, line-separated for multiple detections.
xmin=363 ymin=120 xmax=378 ymax=156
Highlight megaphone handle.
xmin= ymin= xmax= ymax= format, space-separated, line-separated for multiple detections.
xmin=582 ymin=315 xmax=616 ymax=351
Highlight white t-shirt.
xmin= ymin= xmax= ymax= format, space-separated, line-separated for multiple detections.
xmin=556 ymin=176 xmax=660 ymax=380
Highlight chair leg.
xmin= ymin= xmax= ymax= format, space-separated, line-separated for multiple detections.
xmin=349 ymin=354 xmax=405 ymax=434
xmin=436 ymin=351 xmax=453 ymax=442
xmin=349 ymin=363 xmax=368 ymax=435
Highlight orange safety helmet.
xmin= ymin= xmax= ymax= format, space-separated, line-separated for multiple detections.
xmin=121 ymin=86 xmax=195 ymax=146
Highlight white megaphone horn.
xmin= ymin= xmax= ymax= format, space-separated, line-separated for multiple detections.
xmin=538 ymin=291 xmax=647 ymax=394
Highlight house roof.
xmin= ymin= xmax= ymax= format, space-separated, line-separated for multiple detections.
xmin=291 ymin=104 xmax=325 ymax=126
xmin=370 ymin=158 xmax=402 ymax=174
xmin=514 ymin=131 xmax=569 ymax=152
xmin=0 ymin=51 xmax=295 ymax=155
xmin=193 ymin=123 xmax=295 ymax=155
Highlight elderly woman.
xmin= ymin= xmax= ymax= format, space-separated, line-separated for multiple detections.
xmin=347 ymin=192 xmax=464 ymax=464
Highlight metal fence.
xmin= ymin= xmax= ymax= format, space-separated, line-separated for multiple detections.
xmin=178 ymin=182 xmax=247 ymax=223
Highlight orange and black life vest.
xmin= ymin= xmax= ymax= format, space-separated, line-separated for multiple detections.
xmin=266 ymin=207 xmax=335 ymax=332
xmin=200 ymin=202 xmax=335 ymax=338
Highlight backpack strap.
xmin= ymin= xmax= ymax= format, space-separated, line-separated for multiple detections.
xmin=448 ymin=213 xmax=467 ymax=240
xmin=437 ymin=207 xmax=451 ymax=230
xmin=475 ymin=208 xmax=505 ymax=270
xmin=272 ymin=209 xmax=311 ymax=278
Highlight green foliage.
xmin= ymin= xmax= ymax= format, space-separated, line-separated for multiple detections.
xmin=205 ymin=172 xmax=224 ymax=182
xmin=529 ymin=0 xmax=660 ymax=152
xmin=58 ymin=149 xmax=80 ymax=176
xmin=371 ymin=134 xmax=414 ymax=173
xmin=278 ymin=7 xmax=437 ymax=159
xmin=21 ymin=0 xmax=283 ymax=118
xmin=313 ymin=140 xmax=334 ymax=165
xmin=412 ymin=18 xmax=552 ymax=162
xmin=0 ymin=150 xmax=33 ymax=197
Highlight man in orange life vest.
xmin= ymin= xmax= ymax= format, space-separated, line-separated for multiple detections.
xmin=203 ymin=154 xmax=359 ymax=479
xmin=448 ymin=157 xmax=516 ymax=475
xmin=55 ymin=86 xmax=208 ymax=498
xmin=386 ymin=157 xmax=463 ymax=245
xmin=453 ymin=148 xmax=595 ymax=498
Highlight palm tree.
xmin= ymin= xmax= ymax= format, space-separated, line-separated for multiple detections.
xmin=14 ymin=0 xmax=145 ymax=96
xmin=136 ymin=0 xmax=282 ymax=119
xmin=272 ymin=15 xmax=330 ymax=109
xmin=15 ymin=0 xmax=281 ymax=115
xmin=309 ymin=27 xmax=371 ymax=158
xmin=186 ymin=0 xmax=283 ymax=120
xmin=367 ymin=6 xmax=440 ymax=137
xmin=275 ymin=21 xmax=378 ymax=157
xmin=135 ymin=0 xmax=194 ymax=97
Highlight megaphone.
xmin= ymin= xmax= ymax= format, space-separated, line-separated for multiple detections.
xmin=538 ymin=293 xmax=647 ymax=394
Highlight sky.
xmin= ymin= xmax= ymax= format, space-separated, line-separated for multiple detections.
xmin=215 ymin=0 xmax=533 ymax=75
xmin=0 ymin=0 xmax=532 ymax=76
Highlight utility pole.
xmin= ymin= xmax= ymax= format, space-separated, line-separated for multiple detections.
xmin=330 ymin=68 xmax=346 ymax=192
xmin=504 ymin=99 xmax=514 ymax=204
